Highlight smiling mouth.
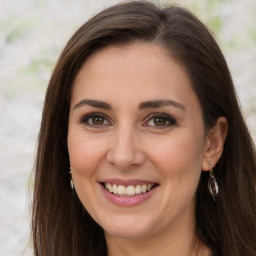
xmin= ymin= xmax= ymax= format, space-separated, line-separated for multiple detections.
xmin=102 ymin=183 xmax=158 ymax=197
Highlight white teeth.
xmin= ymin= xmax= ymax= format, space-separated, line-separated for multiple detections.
xmin=113 ymin=184 xmax=118 ymax=194
xmin=118 ymin=185 xmax=126 ymax=195
xmin=135 ymin=185 xmax=141 ymax=194
xmin=127 ymin=185 xmax=135 ymax=195
xmin=104 ymin=183 xmax=155 ymax=196
xmin=141 ymin=184 xmax=147 ymax=193
xmin=108 ymin=184 xmax=113 ymax=193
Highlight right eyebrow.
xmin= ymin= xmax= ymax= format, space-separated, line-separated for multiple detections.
xmin=139 ymin=99 xmax=186 ymax=111
xmin=73 ymin=99 xmax=112 ymax=111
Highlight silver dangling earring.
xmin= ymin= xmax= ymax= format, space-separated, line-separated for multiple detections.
xmin=70 ymin=167 xmax=74 ymax=189
xmin=208 ymin=164 xmax=218 ymax=202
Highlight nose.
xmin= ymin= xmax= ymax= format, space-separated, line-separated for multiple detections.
xmin=106 ymin=125 xmax=146 ymax=170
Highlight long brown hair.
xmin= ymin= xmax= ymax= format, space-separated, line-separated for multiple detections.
xmin=32 ymin=1 xmax=256 ymax=255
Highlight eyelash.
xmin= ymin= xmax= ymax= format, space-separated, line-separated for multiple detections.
xmin=143 ymin=112 xmax=177 ymax=129
xmin=79 ymin=112 xmax=110 ymax=128
xmin=79 ymin=112 xmax=177 ymax=129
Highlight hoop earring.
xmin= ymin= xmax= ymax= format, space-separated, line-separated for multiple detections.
xmin=70 ymin=168 xmax=74 ymax=189
xmin=208 ymin=164 xmax=218 ymax=202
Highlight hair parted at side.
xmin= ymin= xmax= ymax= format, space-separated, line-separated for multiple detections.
xmin=32 ymin=1 xmax=256 ymax=256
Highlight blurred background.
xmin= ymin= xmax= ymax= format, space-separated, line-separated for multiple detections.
xmin=0 ymin=0 xmax=255 ymax=255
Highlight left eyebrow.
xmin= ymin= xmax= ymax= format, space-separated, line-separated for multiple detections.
xmin=73 ymin=99 xmax=112 ymax=110
xmin=139 ymin=99 xmax=186 ymax=111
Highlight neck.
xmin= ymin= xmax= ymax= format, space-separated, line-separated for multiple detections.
xmin=105 ymin=216 xmax=210 ymax=256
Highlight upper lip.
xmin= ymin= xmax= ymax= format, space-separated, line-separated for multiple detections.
xmin=99 ymin=178 xmax=158 ymax=186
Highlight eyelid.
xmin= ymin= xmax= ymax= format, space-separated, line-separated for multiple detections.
xmin=78 ymin=111 xmax=176 ymax=129
xmin=142 ymin=112 xmax=177 ymax=128
xmin=79 ymin=112 xmax=111 ymax=127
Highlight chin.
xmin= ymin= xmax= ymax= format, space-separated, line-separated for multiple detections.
xmin=100 ymin=216 xmax=155 ymax=239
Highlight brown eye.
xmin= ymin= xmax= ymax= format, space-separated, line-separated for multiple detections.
xmin=80 ymin=113 xmax=110 ymax=127
xmin=154 ymin=117 xmax=167 ymax=126
xmin=144 ymin=113 xmax=177 ymax=129
xmin=92 ymin=116 xmax=105 ymax=125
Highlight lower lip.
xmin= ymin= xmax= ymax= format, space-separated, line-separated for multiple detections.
xmin=100 ymin=184 xmax=157 ymax=207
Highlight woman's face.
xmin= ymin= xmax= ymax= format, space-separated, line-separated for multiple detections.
xmin=68 ymin=42 xmax=209 ymax=240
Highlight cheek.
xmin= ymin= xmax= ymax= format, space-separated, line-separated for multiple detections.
xmin=68 ymin=133 xmax=106 ymax=176
xmin=67 ymin=133 xmax=106 ymax=213
xmin=147 ymin=133 xmax=204 ymax=179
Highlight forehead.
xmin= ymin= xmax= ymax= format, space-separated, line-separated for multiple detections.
xmin=71 ymin=42 xmax=199 ymax=112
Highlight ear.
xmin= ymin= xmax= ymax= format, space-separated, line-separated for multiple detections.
xmin=201 ymin=117 xmax=228 ymax=171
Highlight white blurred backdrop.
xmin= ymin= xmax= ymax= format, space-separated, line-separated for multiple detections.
xmin=0 ymin=0 xmax=255 ymax=255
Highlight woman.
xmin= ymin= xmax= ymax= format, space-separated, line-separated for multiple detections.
xmin=32 ymin=1 xmax=256 ymax=255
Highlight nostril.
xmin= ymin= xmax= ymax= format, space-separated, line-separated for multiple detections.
xmin=106 ymin=150 xmax=136 ymax=169
xmin=106 ymin=146 xmax=146 ymax=169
